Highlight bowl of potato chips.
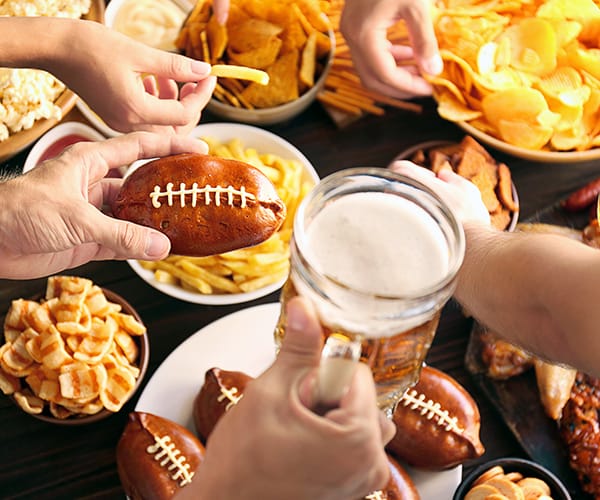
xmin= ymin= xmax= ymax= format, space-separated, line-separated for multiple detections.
xmin=426 ymin=0 xmax=600 ymax=163
xmin=0 ymin=275 xmax=149 ymax=425
xmin=127 ymin=122 xmax=319 ymax=305
xmin=175 ymin=0 xmax=335 ymax=125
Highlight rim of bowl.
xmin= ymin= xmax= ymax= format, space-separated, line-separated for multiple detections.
xmin=10 ymin=288 xmax=149 ymax=425
xmin=393 ymin=139 xmax=520 ymax=232
xmin=452 ymin=457 xmax=572 ymax=500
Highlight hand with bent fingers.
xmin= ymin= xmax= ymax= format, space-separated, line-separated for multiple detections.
xmin=0 ymin=132 xmax=208 ymax=279
xmin=340 ymin=0 xmax=442 ymax=99
xmin=177 ymin=296 xmax=395 ymax=500
xmin=389 ymin=160 xmax=491 ymax=227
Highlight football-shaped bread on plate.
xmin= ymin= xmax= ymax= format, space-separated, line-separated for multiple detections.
xmin=193 ymin=367 xmax=253 ymax=442
xmin=386 ymin=365 xmax=484 ymax=469
xmin=117 ymin=411 xmax=205 ymax=500
xmin=112 ymin=153 xmax=287 ymax=256
xmin=360 ymin=454 xmax=420 ymax=500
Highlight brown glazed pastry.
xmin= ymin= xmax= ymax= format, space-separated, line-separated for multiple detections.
xmin=359 ymin=454 xmax=420 ymax=500
xmin=559 ymin=372 xmax=600 ymax=498
xmin=112 ymin=153 xmax=287 ymax=256
xmin=193 ymin=367 xmax=254 ymax=442
xmin=386 ymin=365 xmax=484 ymax=469
xmin=117 ymin=411 xmax=205 ymax=500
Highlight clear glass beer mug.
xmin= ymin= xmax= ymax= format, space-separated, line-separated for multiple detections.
xmin=274 ymin=167 xmax=465 ymax=415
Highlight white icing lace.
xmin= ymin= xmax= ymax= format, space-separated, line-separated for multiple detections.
xmin=400 ymin=389 xmax=464 ymax=433
xmin=217 ymin=386 xmax=243 ymax=411
xmin=149 ymin=183 xmax=256 ymax=209
xmin=146 ymin=435 xmax=195 ymax=486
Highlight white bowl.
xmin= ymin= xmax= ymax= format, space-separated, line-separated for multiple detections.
xmin=23 ymin=121 xmax=106 ymax=173
xmin=127 ymin=122 xmax=319 ymax=305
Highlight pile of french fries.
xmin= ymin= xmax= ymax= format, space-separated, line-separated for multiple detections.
xmin=138 ymin=136 xmax=315 ymax=295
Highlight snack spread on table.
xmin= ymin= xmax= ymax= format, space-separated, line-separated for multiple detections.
xmin=0 ymin=275 xmax=145 ymax=420
xmin=112 ymin=153 xmax=287 ymax=257
xmin=134 ymin=136 xmax=315 ymax=296
xmin=175 ymin=0 xmax=332 ymax=109
xmin=428 ymin=0 xmax=600 ymax=152
xmin=404 ymin=136 xmax=519 ymax=231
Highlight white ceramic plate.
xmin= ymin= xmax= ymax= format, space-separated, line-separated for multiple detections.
xmin=127 ymin=122 xmax=319 ymax=305
xmin=135 ymin=303 xmax=462 ymax=499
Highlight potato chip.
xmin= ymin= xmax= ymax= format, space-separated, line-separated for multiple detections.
xmin=206 ymin=13 xmax=228 ymax=63
xmin=242 ymin=50 xmax=300 ymax=107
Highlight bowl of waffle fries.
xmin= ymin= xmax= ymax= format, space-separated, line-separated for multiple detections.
xmin=427 ymin=0 xmax=600 ymax=163
xmin=0 ymin=276 xmax=149 ymax=425
xmin=175 ymin=0 xmax=334 ymax=125
xmin=127 ymin=122 xmax=319 ymax=305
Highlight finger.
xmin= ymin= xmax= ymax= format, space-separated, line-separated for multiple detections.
xmin=390 ymin=160 xmax=435 ymax=179
xmin=379 ymin=411 xmax=396 ymax=445
xmin=76 ymin=204 xmax=171 ymax=260
xmin=212 ymin=0 xmax=230 ymax=25
xmin=78 ymin=131 xmax=208 ymax=184
xmin=142 ymin=75 xmax=159 ymax=96
xmin=154 ymin=76 xmax=179 ymax=100
xmin=401 ymin=2 xmax=443 ymax=76
xmin=140 ymin=50 xmax=211 ymax=83
xmin=325 ymin=363 xmax=380 ymax=422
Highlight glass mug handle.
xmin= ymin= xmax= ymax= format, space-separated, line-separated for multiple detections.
xmin=313 ymin=333 xmax=362 ymax=415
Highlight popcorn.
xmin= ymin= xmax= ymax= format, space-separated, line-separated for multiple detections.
xmin=0 ymin=0 xmax=91 ymax=18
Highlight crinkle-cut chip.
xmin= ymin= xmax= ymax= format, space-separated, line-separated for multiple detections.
xmin=84 ymin=285 xmax=110 ymax=317
xmin=583 ymin=87 xmax=600 ymax=131
xmin=100 ymin=365 xmax=136 ymax=412
xmin=551 ymin=124 xmax=590 ymax=151
xmin=111 ymin=312 xmax=146 ymax=336
xmin=105 ymin=351 xmax=140 ymax=379
xmin=65 ymin=334 xmax=81 ymax=354
xmin=241 ymin=50 xmax=300 ymax=107
xmin=557 ymin=86 xmax=591 ymax=108
xmin=566 ymin=45 xmax=600 ymax=81
xmin=435 ymin=90 xmax=483 ymax=122
xmin=51 ymin=290 xmax=86 ymax=324
xmin=74 ymin=316 xmax=116 ymax=364
xmin=538 ymin=66 xmax=583 ymax=99
xmin=427 ymin=73 xmax=467 ymax=104
xmin=114 ymin=330 xmax=138 ymax=364
xmin=0 ymin=366 xmax=20 ymax=394
xmin=40 ymin=325 xmax=73 ymax=370
xmin=498 ymin=118 xmax=554 ymax=150
xmin=61 ymin=398 xmax=104 ymax=416
xmin=38 ymin=378 xmax=61 ymax=402
xmin=26 ymin=299 xmax=54 ymax=334
xmin=4 ymin=327 xmax=21 ymax=345
xmin=473 ymin=67 xmax=535 ymax=93
xmin=46 ymin=275 xmax=93 ymax=300
xmin=536 ymin=0 xmax=600 ymax=25
xmin=482 ymin=87 xmax=549 ymax=129
xmin=5 ymin=298 xmax=39 ymax=331
xmin=227 ymin=18 xmax=282 ymax=53
xmin=56 ymin=303 xmax=92 ymax=335
xmin=14 ymin=389 xmax=44 ymax=414
xmin=1 ymin=328 xmax=37 ymax=374
xmin=59 ymin=363 xmax=107 ymax=400
xmin=25 ymin=333 xmax=43 ymax=364
xmin=49 ymin=402 xmax=73 ymax=420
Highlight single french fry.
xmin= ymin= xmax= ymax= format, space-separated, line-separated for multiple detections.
xmin=211 ymin=64 xmax=270 ymax=85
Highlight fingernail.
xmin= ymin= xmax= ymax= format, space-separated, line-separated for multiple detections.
xmin=422 ymin=54 xmax=443 ymax=75
xmin=145 ymin=232 xmax=169 ymax=258
xmin=191 ymin=60 xmax=211 ymax=76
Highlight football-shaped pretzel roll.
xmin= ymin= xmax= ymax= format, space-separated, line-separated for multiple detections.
xmin=117 ymin=412 xmax=205 ymax=500
xmin=193 ymin=367 xmax=254 ymax=442
xmin=386 ymin=365 xmax=484 ymax=469
xmin=112 ymin=154 xmax=287 ymax=256
xmin=360 ymin=454 xmax=420 ymax=500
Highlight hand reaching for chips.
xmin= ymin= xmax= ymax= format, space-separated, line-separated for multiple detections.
xmin=428 ymin=0 xmax=600 ymax=152
xmin=176 ymin=0 xmax=332 ymax=109
xmin=0 ymin=276 xmax=145 ymax=420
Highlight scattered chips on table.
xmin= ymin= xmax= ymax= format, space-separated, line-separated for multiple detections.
xmin=175 ymin=0 xmax=332 ymax=109
xmin=137 ymin=137 xmax=315 ymax=295
xmin=0 ymin=276 xmax=145 ymax=419
xmin=428 ymin=0 xmax=600 ymax=152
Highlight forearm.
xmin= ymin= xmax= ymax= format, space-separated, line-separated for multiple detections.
xmin=455 ymin=224 xmax=600 ymax=376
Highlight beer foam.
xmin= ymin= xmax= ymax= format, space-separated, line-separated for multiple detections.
xmin=304 ymin=192 xmax=449 ymax=296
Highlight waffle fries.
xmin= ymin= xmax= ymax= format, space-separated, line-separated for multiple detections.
xmin=0 ymin=276 xmax=145 ymax=420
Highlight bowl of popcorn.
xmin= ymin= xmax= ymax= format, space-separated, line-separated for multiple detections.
xmin=0 ymin=275 xmax=149 ymax=425
xmin=175 ymin=0 xmax=334 ymax=125
xmin=453 ymin=457 xmax=571 ymax=500
xmin=426 ymin=0 xmax=600 ymax=163
xmin=0 ymin=0 xmax=105 ymax=164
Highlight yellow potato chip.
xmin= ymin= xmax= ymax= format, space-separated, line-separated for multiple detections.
xmin=498 ymin=119 xmax=554 ymax=150
xmin=206 ymin=13 xmax=228 ymax=63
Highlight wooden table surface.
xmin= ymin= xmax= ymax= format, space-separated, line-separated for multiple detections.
xmin=1 ymin=97 xmax=599 ymax=499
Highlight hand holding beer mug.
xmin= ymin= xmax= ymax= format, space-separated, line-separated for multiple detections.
xmin=274 ymin=168 xmax=465 ymax=416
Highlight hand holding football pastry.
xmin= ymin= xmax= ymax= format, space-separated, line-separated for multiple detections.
xmin=113 ymin=153 xmax=286 ymax=257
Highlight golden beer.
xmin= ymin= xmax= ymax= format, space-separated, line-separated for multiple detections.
xmin=274 ymin=168 xmax=465 ymax=414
